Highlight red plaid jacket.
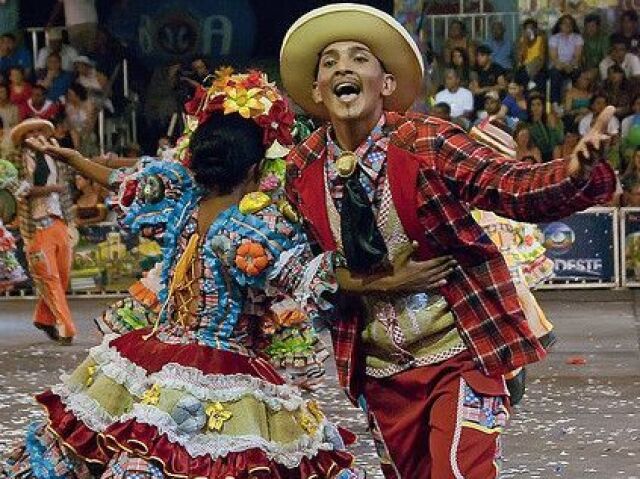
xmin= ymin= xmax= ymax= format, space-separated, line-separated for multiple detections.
xmin=286 ymin=112 xmax=616 ymax=402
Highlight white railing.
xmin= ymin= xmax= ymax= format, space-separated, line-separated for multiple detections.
xmin=422 ymin=12 xmax=522 ymax=58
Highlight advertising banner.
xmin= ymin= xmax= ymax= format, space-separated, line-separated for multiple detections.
xmin=539 ymin=208 xmax=618 ymax=287
xmin=621 ymin=208 xmax=640 ymax=287
xmin=4 ymin=223 xmax=161 ymax=296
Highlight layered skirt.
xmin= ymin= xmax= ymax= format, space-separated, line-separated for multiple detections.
xmin=3 ymin=329 xmax=356 ymax=479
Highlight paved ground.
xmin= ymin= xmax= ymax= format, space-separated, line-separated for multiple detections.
xmin=0 ymin=291 xmax=638 ymax=478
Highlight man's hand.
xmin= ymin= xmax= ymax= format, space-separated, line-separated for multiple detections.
xmin=378 ymin=241 xmax=457 ymax=293
xmin=25 ymin=136 xmax=84 ymax=165
xmin=567 ymin=105 xmax=615 ymax=182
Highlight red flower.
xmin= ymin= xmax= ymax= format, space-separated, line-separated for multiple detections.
xmin=184 ymin=85 xmax=207 ymax=116
xmin=121 ymin=179 xmax=138 ymax=207
xmin=241 ymin=70 xmax=263 ymax=89
xmin=255 ymin=100 xmax=294 ymax=147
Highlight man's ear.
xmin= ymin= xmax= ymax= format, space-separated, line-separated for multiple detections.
xmin=312 ymin=81 xmax=323 ymax=104
xmin=381 ymin=73 xmax=397 ymax=99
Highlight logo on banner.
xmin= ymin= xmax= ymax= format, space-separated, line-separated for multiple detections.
xmin=542 ymin=222 xmax=575 ymax=255
xmin=542 ymin=220 xmax=604 ymax=277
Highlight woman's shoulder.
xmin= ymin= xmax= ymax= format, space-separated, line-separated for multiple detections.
xmin=235 ymin=192 xmax=302 ymax=240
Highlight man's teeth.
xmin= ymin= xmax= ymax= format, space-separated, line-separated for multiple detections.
xmin=338 ymin=93 xmax=359 ymax=103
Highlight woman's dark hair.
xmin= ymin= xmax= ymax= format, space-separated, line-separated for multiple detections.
xmin=449 ymin=46 xmax=469 ymax=68
xmin=552 ymin=14 xmax=580 ymax=35
xmin=189 ymin=112 xmax=266 ymax=194
xmin=526 ymin=92 xmax=547 ymax=123
xmin=513 ymin=121 xmax=534 ymax=149
xmin=68 ymin=82 xmax=88 ymax=101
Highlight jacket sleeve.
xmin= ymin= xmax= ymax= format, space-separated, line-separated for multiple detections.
xmin=428 ymin=122 xmax=616 ymax=223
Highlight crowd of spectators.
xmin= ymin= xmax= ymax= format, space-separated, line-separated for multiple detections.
xmin=423 ymin=9 xmax=640 ymax=205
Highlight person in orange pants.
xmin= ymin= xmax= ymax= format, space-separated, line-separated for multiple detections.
xmin=26 ymin=218 xmax=76 ymax=341
xmin=11 ymin=119 xmax=76 ymax=344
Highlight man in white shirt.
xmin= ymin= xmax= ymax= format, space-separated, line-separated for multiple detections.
xmin=434 ymin=68 xmax=474 ymax=126
xmin=48 ymin=0 xmax=97 ymax=54
xmin=35 ymin=28 xmax=78 ymax=74
xmin=579 ymin=94 xmax=621 ymax=136
xmin=599 ymin=34 xmax=640 ymax=81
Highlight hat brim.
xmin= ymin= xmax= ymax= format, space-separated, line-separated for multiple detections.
xmin=10 ymin=119 xmax=55 ymax=146
xmin=280 ymin=3 xmax=424 ymax=120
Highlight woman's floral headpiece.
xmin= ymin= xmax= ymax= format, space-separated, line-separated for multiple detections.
xmin=177 ymin=67 xmax=295 ymax=170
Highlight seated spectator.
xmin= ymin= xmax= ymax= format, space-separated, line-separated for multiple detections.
xmin=470 ymin=44 xmax=506 ymax=111
xmin=448 ymin=47 xmax=471 ymax=87
xmin=502 ymin=77 xmax=528 ymax=123
xmin=621 ymin=95 xmax=640 ymax=168
xmin=72 ymin=174 xmax=107 ymax=226
xmin=0 ymin=33 xmax=32 ymax=78
xmin=579 ymin=92 xmax=621 ymax=169
xmin=0 ymin=83 xmax=18 ymax=142
xmin=35 ymin=28 xmax=78 ymax=75
xmin=620 ymin=147 xmax=640 ymax=206
xmin=430 ymin=102 xmax=451 ymax=121
xmin=563 ymin=69 xmax=594 ymax=131
xmin=476 ymin=90 xmax=510 ymax=128
xmin=599 ymin=34 xmax=640 ymax=82
xmin=38 ymin=52 xmax=73 ymax=103
xmin=513 ymin=122 xmax=542 ymax=163
xmin=435 ymin=68 xmax=474 ymax=127
xmin=52 ymin=111 xmax=74 ymax=148
xmin=24 ymin=84 xmax=60 ymax=120
xmin=618 ymin=10 xmax=640 ymax=56
xmin=8 ymin=66 xmax=32 ymax=120
xmin=485 ymin=20 xmax=513 ymax=70
xmin=444 ymin=20 xmax=476 ymax=68
xmin=527 ymin=92 xmax=564 ymax=162
xmin=65 ymin=82 xmax=98 ymax=156
xmin=622 ymin=95 xmax=640 ymax=138
xmin=554 ymin=127 xmax=581 ymax=161
xmin=73 ymin=55 xmax=112 ymax=112
xmin=422 ymin=41 xmax=443 ymax=99
xmin=124 ymin=142 xmax=142 ymax=158
xmin=548 ymin=14 xmax=583 ymax=108
xmin=516 ymin=18 xmax=547 ymax=91
xmin=578 ymin=93 xmax=621 ymax=136
xmin=605 ymin=65 xmax=632 ymax=119
xmin=582 ymin=13 xmax=610 ymax=74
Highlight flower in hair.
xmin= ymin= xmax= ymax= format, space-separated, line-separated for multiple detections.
xmin=223 ymin=86 xmax=265 ymax=119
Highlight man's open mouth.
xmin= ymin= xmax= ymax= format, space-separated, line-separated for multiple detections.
xmin=333 ymin=81 xmax=361 ymax=103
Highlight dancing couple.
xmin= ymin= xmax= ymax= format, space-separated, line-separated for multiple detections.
xmin=2 ymin=4 xmax=616 ymax=479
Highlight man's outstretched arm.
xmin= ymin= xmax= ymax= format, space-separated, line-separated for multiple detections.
xmin=429 ymin=106 xmax=617 ymax=223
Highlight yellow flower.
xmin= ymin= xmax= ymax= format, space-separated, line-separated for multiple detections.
xmin=205 ymin=402 xmax=233 ymax=431
xmin=307 ymin=400 xmax=325 ymax=423
xmin=85 ymin=365 xmax=97 ymax=387
xmin=298 ymin=413 xmax=319 ymax=435
xmin=239 ymin=191 xmax=271 ymax=214
xmin=215 ymin=65 xmax=234 ymax=80
xmin=141 ymin=384 xmax=161 ymax=406
xmin=223 ymin=87 xmax=265 ymax=119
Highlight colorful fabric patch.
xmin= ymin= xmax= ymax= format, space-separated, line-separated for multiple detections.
xmin=461 ymin=380 xmax=509 ymax=434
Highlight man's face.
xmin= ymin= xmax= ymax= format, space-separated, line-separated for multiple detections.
xmin=445 ymin=71 xmax=460 ymax=91
xmin=192 ymin=59 xmax=208 ymax=78
xmin=485 ymin=97 xmax=500 ymax=115
xmin=592 ymin=97 xmax=606 ymax=114
xmin=584 ymin=21 xmax=598 ymax=36
xmin=313 ymin=41 xmax=396 ymax=123
xmin=50 ymin=39 xmax=62 ymax=53
xmin=47 ymin=55 xmax=61 ymax=72
xmin=611 ymin=43 xmax=627 ymax=63
xmin=491 ymin=23 xmax=504 ymax=40
xmin=476 ymin=52 xmax=490 ymax=68
xmin=31 ymin=88 xmax=45 ymax=107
